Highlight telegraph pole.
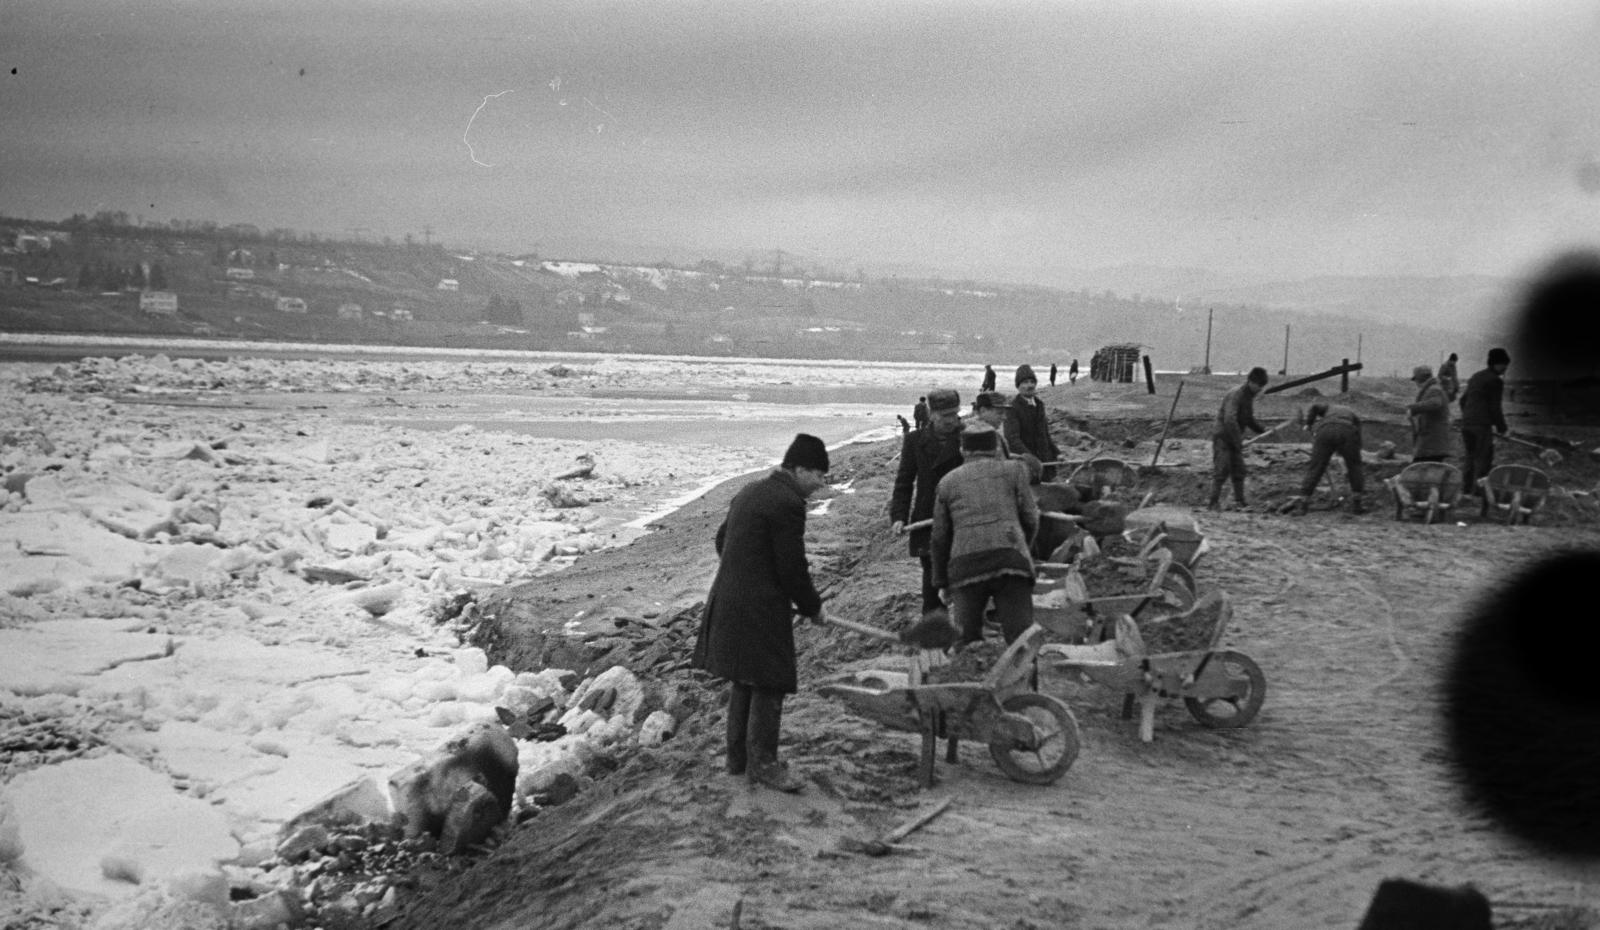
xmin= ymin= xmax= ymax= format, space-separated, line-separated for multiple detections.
xmin=1203 ymin=308 xmax=1213 ymax=374
xmin=1357 ymin=333 xmax=1362 ymax=375
xmin=1282 ymin=323 xmax=1291 ymax=376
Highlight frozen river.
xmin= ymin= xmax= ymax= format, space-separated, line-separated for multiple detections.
xmin=0 ymin=345 xmax=974 ymax=928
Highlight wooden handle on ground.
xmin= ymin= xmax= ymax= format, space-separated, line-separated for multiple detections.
xmin=824 ymin=615 xmax=902 ymax=644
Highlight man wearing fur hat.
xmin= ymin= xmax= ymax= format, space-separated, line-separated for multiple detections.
xmin=692 ymin=434 xmax=830 ymax=793
xmin=1460 ymin=348 xmax=1511 ymax=496
xmin=1003 ymin=364 xmax=1060 ymax=481
xmin=930 ymin=421 xmax=1040 ymax=646
xmin=1209 ymin=367 xmax=1271 ymax=510
xmin=971 ymin=391 xmax=1014 ymax=458
xmin=890 ymin=389 xmax=965 ymax=613
xmin=1407 ymin=365 xmax=1452 ymax=464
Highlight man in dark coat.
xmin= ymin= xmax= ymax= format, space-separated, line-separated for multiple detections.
xmin=1287 ymin=401 xmax=1366 ymax=515
xmin=890 ymin=388 xmax=964 ymax=613
xmin=1209 ymin=367 xmax=1270 ymax=509
xmin=1049 ymin=363 xmax=1057 ymax=386
xmin=981 ymin=365 xmax=997 ymax=392
xmin=1068 ymin=359 xmax=1079 ymax=384
xmin=1003 ymin=364 xmax=1060 ymax=481
xmin=1460 ymin=348 xmax=1510 ymax=496
xmin=692 ymin=434 xmax=830 ymax=792
xmin=912 ymin=396 xmax=929 ymax=431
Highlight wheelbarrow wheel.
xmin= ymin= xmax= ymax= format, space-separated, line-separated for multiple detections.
xmin=988 ymin=693 xmax=1080 ymax=785
xmin=1184 ymin=651 xmax=1266 ymax=729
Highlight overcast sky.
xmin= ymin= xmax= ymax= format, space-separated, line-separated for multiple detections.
xmin=3 ymin=0 xmax=1598 ymax=282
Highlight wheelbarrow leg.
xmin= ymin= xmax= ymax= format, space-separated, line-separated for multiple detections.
xmin=919 ymin=715 xmax=937 ymax=788
xmin=1138 ymin=696 xmax=1157 ymax=743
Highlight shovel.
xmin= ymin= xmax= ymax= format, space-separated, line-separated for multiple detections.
xmin=823 ymin=607 xmax=961 ymax=650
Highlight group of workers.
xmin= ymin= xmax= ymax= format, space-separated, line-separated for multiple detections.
xmin=692 ymin=349 xmax=1516 ymax=791
xmin=1209 ymin=349 xmax=1510 ymax=515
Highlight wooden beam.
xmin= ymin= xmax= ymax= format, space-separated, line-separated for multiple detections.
xmin=1262 ymin=361 xmax=1364 ymax=395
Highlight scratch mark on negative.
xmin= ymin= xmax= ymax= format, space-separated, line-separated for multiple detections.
xmin=465 ymin=89 xmax=514 ymax=167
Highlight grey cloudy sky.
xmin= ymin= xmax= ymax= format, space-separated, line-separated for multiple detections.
xmin=3 ymin=0 xmax=1598 ymax=281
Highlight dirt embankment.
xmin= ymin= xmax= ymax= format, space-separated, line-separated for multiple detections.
xmin=389 ymin=410 xmax=1600 ymax=930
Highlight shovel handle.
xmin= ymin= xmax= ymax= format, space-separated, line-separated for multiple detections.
xmin=825 ymin=615 xmax=902 ymax=644
xmin=902 ymin=518 xmax=933 ymax=533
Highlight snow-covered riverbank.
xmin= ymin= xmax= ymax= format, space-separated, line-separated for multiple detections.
xmin=0 ymin=351 xmax=932 ymax=929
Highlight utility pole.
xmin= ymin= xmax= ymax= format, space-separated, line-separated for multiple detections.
xmin=1282 ymin=323 xmax=1291 ymax=376
xmin=1203 ymin=308 xmax=1213 ymax=375
xmin=1357 ymin=333 xmax=1362 ymax=375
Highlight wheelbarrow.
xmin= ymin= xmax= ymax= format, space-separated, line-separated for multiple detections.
xmin=1478 ymin=464 xmax=1551 ymax=525
xmin=1385 ymin=461 xmax=1466 ymax=524
xmin=1039 ymin=592 xmax=1266 ymax=742
xmin=1066 ymin=457 xmax=1133 ymax=503
xmin=1031 ymin=544 xmax=1197 ymax=646
xmin=1123 ymin=505 xmax=1210 ymax=574
xmin=818 ymin=625 xmax=1081 ymax=788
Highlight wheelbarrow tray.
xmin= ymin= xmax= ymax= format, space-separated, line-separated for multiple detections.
xmin=1032 ymin=550 xmax=1190 ymax=644
xmin=1039 ymin=593 xmax=1265 ymax=740
xmin=1479 ymin=464 xmax=1551 ymax=525
xmin=817 ymin=677 xmax=1045 ymax=748
xmin=1385 ymin=462 xmax=1465 ymax=523
xmin=817 ymin=627 xmax=1082 ymax=786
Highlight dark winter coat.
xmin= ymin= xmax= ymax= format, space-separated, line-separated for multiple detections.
xmin=1459 ymin=368 xmax=1507 ymax=432
xmin=930 ymin=453 xmax=1039 ymax=590
xmin=691 ymin=469 xmax=822 ymax=694
xmin=1213 ymin=384 xmax=1267 ymax=446
xmin=1003 ymin=395 xmax=1059 ymax=465
xmin=889 ymin=423 xmax=964 ymax=557
xmin=1408 ymin=378 xmax=1452 ymax=459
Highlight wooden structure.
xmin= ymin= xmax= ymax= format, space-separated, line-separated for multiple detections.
xmin=818 ymin=626 xmax=1081 ymax=788
xmin=1091 ymin=344 xmax=1142 ymax=383
xmin=1385 ymin=462 xmax=1465 ymax=524
xmin=1478 ymin=464 xmax=1551 ymax=525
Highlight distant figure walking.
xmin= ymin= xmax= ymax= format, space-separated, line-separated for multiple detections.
xmin=1437 ymin=353 xmax=1461 ymax=402
xmin=1049 ymin=363 xmax=1058 ymax=386
xmin=1068 ymin=359 xmax=1079 ymax=385
xmin=981 ymin=365 xmax=997 ymax=393
xmin=913 ymin=396 xmax=930 ymax=431
xmin=897 ymin=414 xmax=912 ymax=435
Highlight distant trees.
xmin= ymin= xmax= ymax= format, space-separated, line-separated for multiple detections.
xmin=484 ymin=294 xmax=524 ymax=324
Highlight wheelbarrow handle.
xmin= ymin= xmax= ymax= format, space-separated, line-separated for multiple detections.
xmin=902 ymin=518 xmax=934 ymax=532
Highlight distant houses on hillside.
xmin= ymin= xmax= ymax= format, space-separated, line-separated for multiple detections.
xmin=275 ymin=296 xmax=308 ymax=314
xmin=436 ymin=278 xmax=459 ymax=291
xmin=336 ymin=303 xmax=363 ymax=320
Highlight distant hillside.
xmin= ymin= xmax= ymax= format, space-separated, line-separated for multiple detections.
xmin=0 ymin=218 xmax=1508 ymax=375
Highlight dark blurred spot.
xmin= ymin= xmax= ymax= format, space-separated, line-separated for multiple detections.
xmin=1579 ymin=159 xmax=1600 ymax=195
xmin=298 ymin=68 xmax=306 ymax=77
xmin=1511 ymin=250 xmax=1600 ymax=379
xmin=1445 ymin=549 xmax=1600 ymax=859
